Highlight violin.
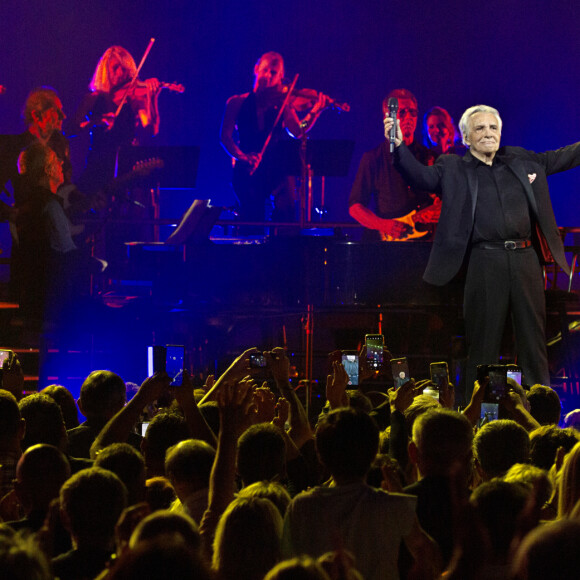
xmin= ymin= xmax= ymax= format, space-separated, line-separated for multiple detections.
xmin=287 ymin=86 xmax=350 ymax=113
xmin=87 ymin=38 xmax=184 ymax=134
xmin=258 ymin=82 xmax=349 ymax=113
xmin=110 ymin=79 xmax=185 ymax=108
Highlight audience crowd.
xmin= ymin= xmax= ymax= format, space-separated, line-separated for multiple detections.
xmin=1 ymin=343 xmax=580 ymax=580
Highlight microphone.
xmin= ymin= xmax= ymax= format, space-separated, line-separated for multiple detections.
xmin=387 ymin=97 xmax=399 ymax=153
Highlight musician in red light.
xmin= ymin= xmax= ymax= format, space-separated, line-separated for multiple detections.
xmin=0 ymin=87 xmax=70 ymax=212
xmin=220 ymin=51 xmax=328 ymax=225
xmin=349 ymin=89 xmax=441 ymax=241
xmin=75 ymin=46 xmax=163 ymax=194
xmin=79 ymin=46 xmax=161 ymax=134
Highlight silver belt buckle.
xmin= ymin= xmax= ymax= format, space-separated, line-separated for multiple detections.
xmin=504 ymin=240 xmax=517 ymax=250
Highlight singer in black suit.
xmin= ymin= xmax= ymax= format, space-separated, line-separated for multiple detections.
xmin=385 ymin=105 xmax=579 ymax=392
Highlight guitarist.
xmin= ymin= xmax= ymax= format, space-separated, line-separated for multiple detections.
xmin=349 ymin=89 xmax=441 ymax=241
xmin=220 ymin=52 xmax=328 ymax=227
xmin=0 ymin=88 xmax=75 ymax=300
xmin=0 ymin=87 xmax=70 ymax=218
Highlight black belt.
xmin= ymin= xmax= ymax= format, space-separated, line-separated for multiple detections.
xmin=474 ymin=239 xmax=532 ymax=250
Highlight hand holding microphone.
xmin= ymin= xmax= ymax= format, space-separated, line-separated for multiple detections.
xmin=383 ymin=98 xmax=403 ymax=151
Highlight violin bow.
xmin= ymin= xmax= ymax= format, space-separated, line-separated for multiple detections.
xmin=250 ymin=73 xmax=299 ymax=176
xmin=113 ymin=37 xmax=156 ymax=119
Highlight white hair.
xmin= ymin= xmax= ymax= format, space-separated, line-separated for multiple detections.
xmin=459 ymin=105 xmax=502 ymax=146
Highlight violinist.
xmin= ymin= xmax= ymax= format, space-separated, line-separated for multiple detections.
xmin=75 ymin=45 xmax=162 ymax=194
xmin=220 ymin=51 xmax=329 ymax=227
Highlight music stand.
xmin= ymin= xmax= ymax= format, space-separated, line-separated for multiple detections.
xmin=303 ymin=139 xmax=355 ymax=177
xmin=276 ymin=139 xmax=354 ymax=223
xmin=275 ymin=139 xmax=354 ymax=177
xmin=165 ymin=199 xmax=222 ymax=246
xmin=117 ymin=145 xmax=201 ymax=241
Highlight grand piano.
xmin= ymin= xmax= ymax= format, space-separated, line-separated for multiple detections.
xmin=118 ymin=234 xmax=466 ymax=391
xmin=96 ymin=224 xmax=580 ymax=412
xmin=123 ymin=235 xmax=461 ymax=310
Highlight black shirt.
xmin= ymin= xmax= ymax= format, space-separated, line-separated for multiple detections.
xmin=470 ymin=151 xmax=531 ymax=243
xmin=349 ymin=140 xmax=435 ymax=220
xmin=0 ymin=130 xmax=72 ymax=208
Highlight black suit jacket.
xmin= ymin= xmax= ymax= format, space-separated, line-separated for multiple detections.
xmin=394 ymin=142 xmax=580 ymax=286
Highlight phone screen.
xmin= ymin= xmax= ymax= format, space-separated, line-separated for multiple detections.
xmin=341 ymin=353 xmax=359 ymax=386
xmin=391 ymin=357 xmax=410 ymax=389
xmin=166 ymin=345 xmax=185 ymax=386
xmin=430 ymin=362 xmax=449 ymax=390
xmin=0 ymin=349 xmax=12 ymax=368
xmin=249 ymin=353 xmax=267 ymax=368
xmin=476 ymin=364 xmax=489 ymax=385
xmin=487 ymin=367 xmax=507 ymax=402
xmin=479 ymin=402 xmax=499 ymax=426
xmin=365 ymin=334 xmax=384 ymax=370
xmin=147 ymin=345 xmax=166 ymax=377
xmin=506 ymin=369 xmax=522 ymax=385
xmin=141 ymin=422 xmax=150 ymax=437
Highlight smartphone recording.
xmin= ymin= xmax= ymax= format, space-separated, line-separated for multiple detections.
xmin=365 ymin=334 xmax=384 ymax=371
xmin=430 ymin=361 xmax=449 ymax=390
xmin=391 ymin=357 xmax=410 ymax=389
xmin=166 ymin=345 xmax=185 ymax=387
xmin=147 ymin=344 xmax=185 ymax=386
xmin=486 ymin=365 xmax=507 ymax=403
xmin=341 ymin=352 xmax=359 ymax=386
xmin=506 ymin=365 xmax=522 ymax=385
xmin=0 ymin=349 xmax=13 ymax=368
xmin=479 ymin=402 xmax=499 ymax=426
xmin=249 ymin=352 xmax=267 ymax=368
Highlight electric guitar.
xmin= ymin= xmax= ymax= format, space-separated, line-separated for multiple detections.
xmin=380 ymin=200 xmax=441 ymax=242
xmin=57 ymin=157 xmax=164 ymax=236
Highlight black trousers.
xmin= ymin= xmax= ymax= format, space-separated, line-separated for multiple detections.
xmin=463 ymin=245 xmax=549 ymax=394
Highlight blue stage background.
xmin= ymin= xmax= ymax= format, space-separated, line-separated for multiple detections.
xmin=1 ymin=0 xmax=579 ymax=225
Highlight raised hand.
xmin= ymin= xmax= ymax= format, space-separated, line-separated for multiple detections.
xmin=383 ymin=116 xmax=403 ymax=146
xmin=272 ymin=396 xmax=290 ymax=430
xmin=254 ymin=383 xmax=277 ymax=423
xmin=200 ymin=347 xmax=259 ymax=403
xmin=462 ymin=379 xmax=487 ymax=427
xmin=264 ymin=347 xmax=291 ymax=385
xmin=326 ymin=360 xmax=349 ymax=409
xmin=203 ymin=374 xmax=215 ymax=392
xmin=439 ymin=380 xmax=456 ymax=409
xmin=136 ymin=371 xmax=172 ymax=404
xmin=388 ymin=378 xmax=416 ymax=414
xmin=217 ymin=376 xmax=257 ymax=438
